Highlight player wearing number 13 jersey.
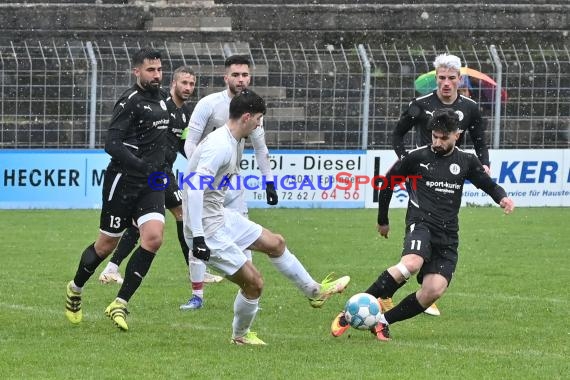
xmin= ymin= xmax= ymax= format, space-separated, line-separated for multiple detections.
xmin=97 ymin=66 xmax=198 ymax=287
xmin=65 ymin=48 xmax=169 ymax=331
xmin=331 ymin=108 xmax=514 ymax=341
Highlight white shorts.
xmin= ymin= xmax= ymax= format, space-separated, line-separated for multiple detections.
xmin=194 ymin=208 xmax=262 ymax=276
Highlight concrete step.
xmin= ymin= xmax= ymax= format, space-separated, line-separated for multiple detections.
xmin=146 ymin=16 xmax=231 ymax=32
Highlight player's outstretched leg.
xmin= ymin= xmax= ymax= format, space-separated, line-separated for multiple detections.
xmin=309 ymin=273 xmax=351 ymax=308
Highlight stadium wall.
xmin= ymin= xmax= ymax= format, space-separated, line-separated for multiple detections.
xmin=0 ymin=2 xmax=569 ymax=47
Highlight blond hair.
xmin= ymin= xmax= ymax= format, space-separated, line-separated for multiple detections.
xmin=433 ymin=54 xmax=461 ymax=72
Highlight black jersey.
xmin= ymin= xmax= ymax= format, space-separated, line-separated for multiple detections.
xmin=393 ymin=91 xmax=489 ymax=167
xmin=378 ymin=145 xmax=506 ymax=233
xmin=104 ymin=84 xmax=169 ymax=178
xmin=164 ymin=94 xmax=193 ymax=168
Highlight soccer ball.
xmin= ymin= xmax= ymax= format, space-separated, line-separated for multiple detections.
xmin=344 ymin=293 xmax=381 ymax=330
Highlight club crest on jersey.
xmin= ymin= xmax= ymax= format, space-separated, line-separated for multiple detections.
xmin=182 ymin=114 xmax=186 ymax=123
xmin=160 ymin=100 xmax=167 ymax=110
xmin=455 ymin=110 xmax=464 ymax=121
xmin=449 ymin=163 xmax=461 ymax=175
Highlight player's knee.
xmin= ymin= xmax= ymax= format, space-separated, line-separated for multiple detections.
xmin=271 ymin=233 xmax=286 ymax=253
xmin=400 ymin=255 xmax=423 ymax=274
xmin=140 ymin=232 xmax=163 ymax=252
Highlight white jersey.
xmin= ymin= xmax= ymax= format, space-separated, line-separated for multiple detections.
xmin=185 ymin=125 xmax=239 ymax=237
xmin=184 ymin=89 xmax=273 ymax=179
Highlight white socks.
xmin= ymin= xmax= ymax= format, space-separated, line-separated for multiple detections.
xmin=70 ymin=281 xmax=82 ymax=293
xmin=269 ymin=248 xmax=318 ymax=298
xmin=232 ymin=290 xmax=259 ymax=338
xmin=189 ymin=256 xmax=206 ymax=283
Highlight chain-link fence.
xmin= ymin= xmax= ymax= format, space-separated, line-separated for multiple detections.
xmin=1 ymin=41 xmax=569 ymax=150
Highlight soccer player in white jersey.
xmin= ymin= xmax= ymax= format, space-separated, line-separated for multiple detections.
xmin=180 ymin=55 xmax=278 ymax=310
xmin=182 ymin=89 xmax=350 ymax=345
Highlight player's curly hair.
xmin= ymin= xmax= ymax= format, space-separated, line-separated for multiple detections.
xmin=428 ymin=108 xmax=460 ymax=133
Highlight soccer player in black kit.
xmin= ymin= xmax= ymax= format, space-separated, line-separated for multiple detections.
xmin=98 ymin=66 xmax=197 ymax=285
xmin=65 ymin=48 xmax=169 ymax=331
xmin=388 ymin=53 xmax=491 ymax=317
xmin=394 ymin=53 xmax=490 ymax=174
xmin=331 ymin=108 xmax=515 ymax=341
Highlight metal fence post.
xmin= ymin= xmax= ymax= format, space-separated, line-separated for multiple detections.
xmin=357 ymin=44 xmax=370 ymax=150
xmin=86 ymin=41 xmax=97 ymax=149
xmin=489 ymin=45 xmax=502 ymax=149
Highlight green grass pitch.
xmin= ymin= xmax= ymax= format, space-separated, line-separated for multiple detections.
xmin=0 ymin=207 xmax=568 ymax=379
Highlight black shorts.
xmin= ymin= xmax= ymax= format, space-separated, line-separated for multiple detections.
xmin=164 ymin=170 xmax=182 ymax=209
xmin=401 ymin=222 xmax=458 ymax=285
xmin=99 ymin=170 xmax=165 ymax=236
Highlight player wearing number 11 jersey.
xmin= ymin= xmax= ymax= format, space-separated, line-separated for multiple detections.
xmin=331 ymin=108 xmax=514 ymax=341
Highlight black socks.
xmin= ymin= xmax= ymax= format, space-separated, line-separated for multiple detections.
xmin=117 ymin=246 xmax=155 ymax=302
xmin=110 ymin=225 xmax=140 ymax=266
xmin=365 ymin=270 xmax=406 ymax=299
xmin=73 ymin=243 xmax=104 ymax=287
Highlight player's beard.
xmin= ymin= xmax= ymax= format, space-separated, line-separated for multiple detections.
xmin=229 ymin=83 xmax=246 ymax=96
xmin=139 ymin=79 xmax=161 ymax=94
xmin=433 ymin=145 xmax=454 ymax=156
